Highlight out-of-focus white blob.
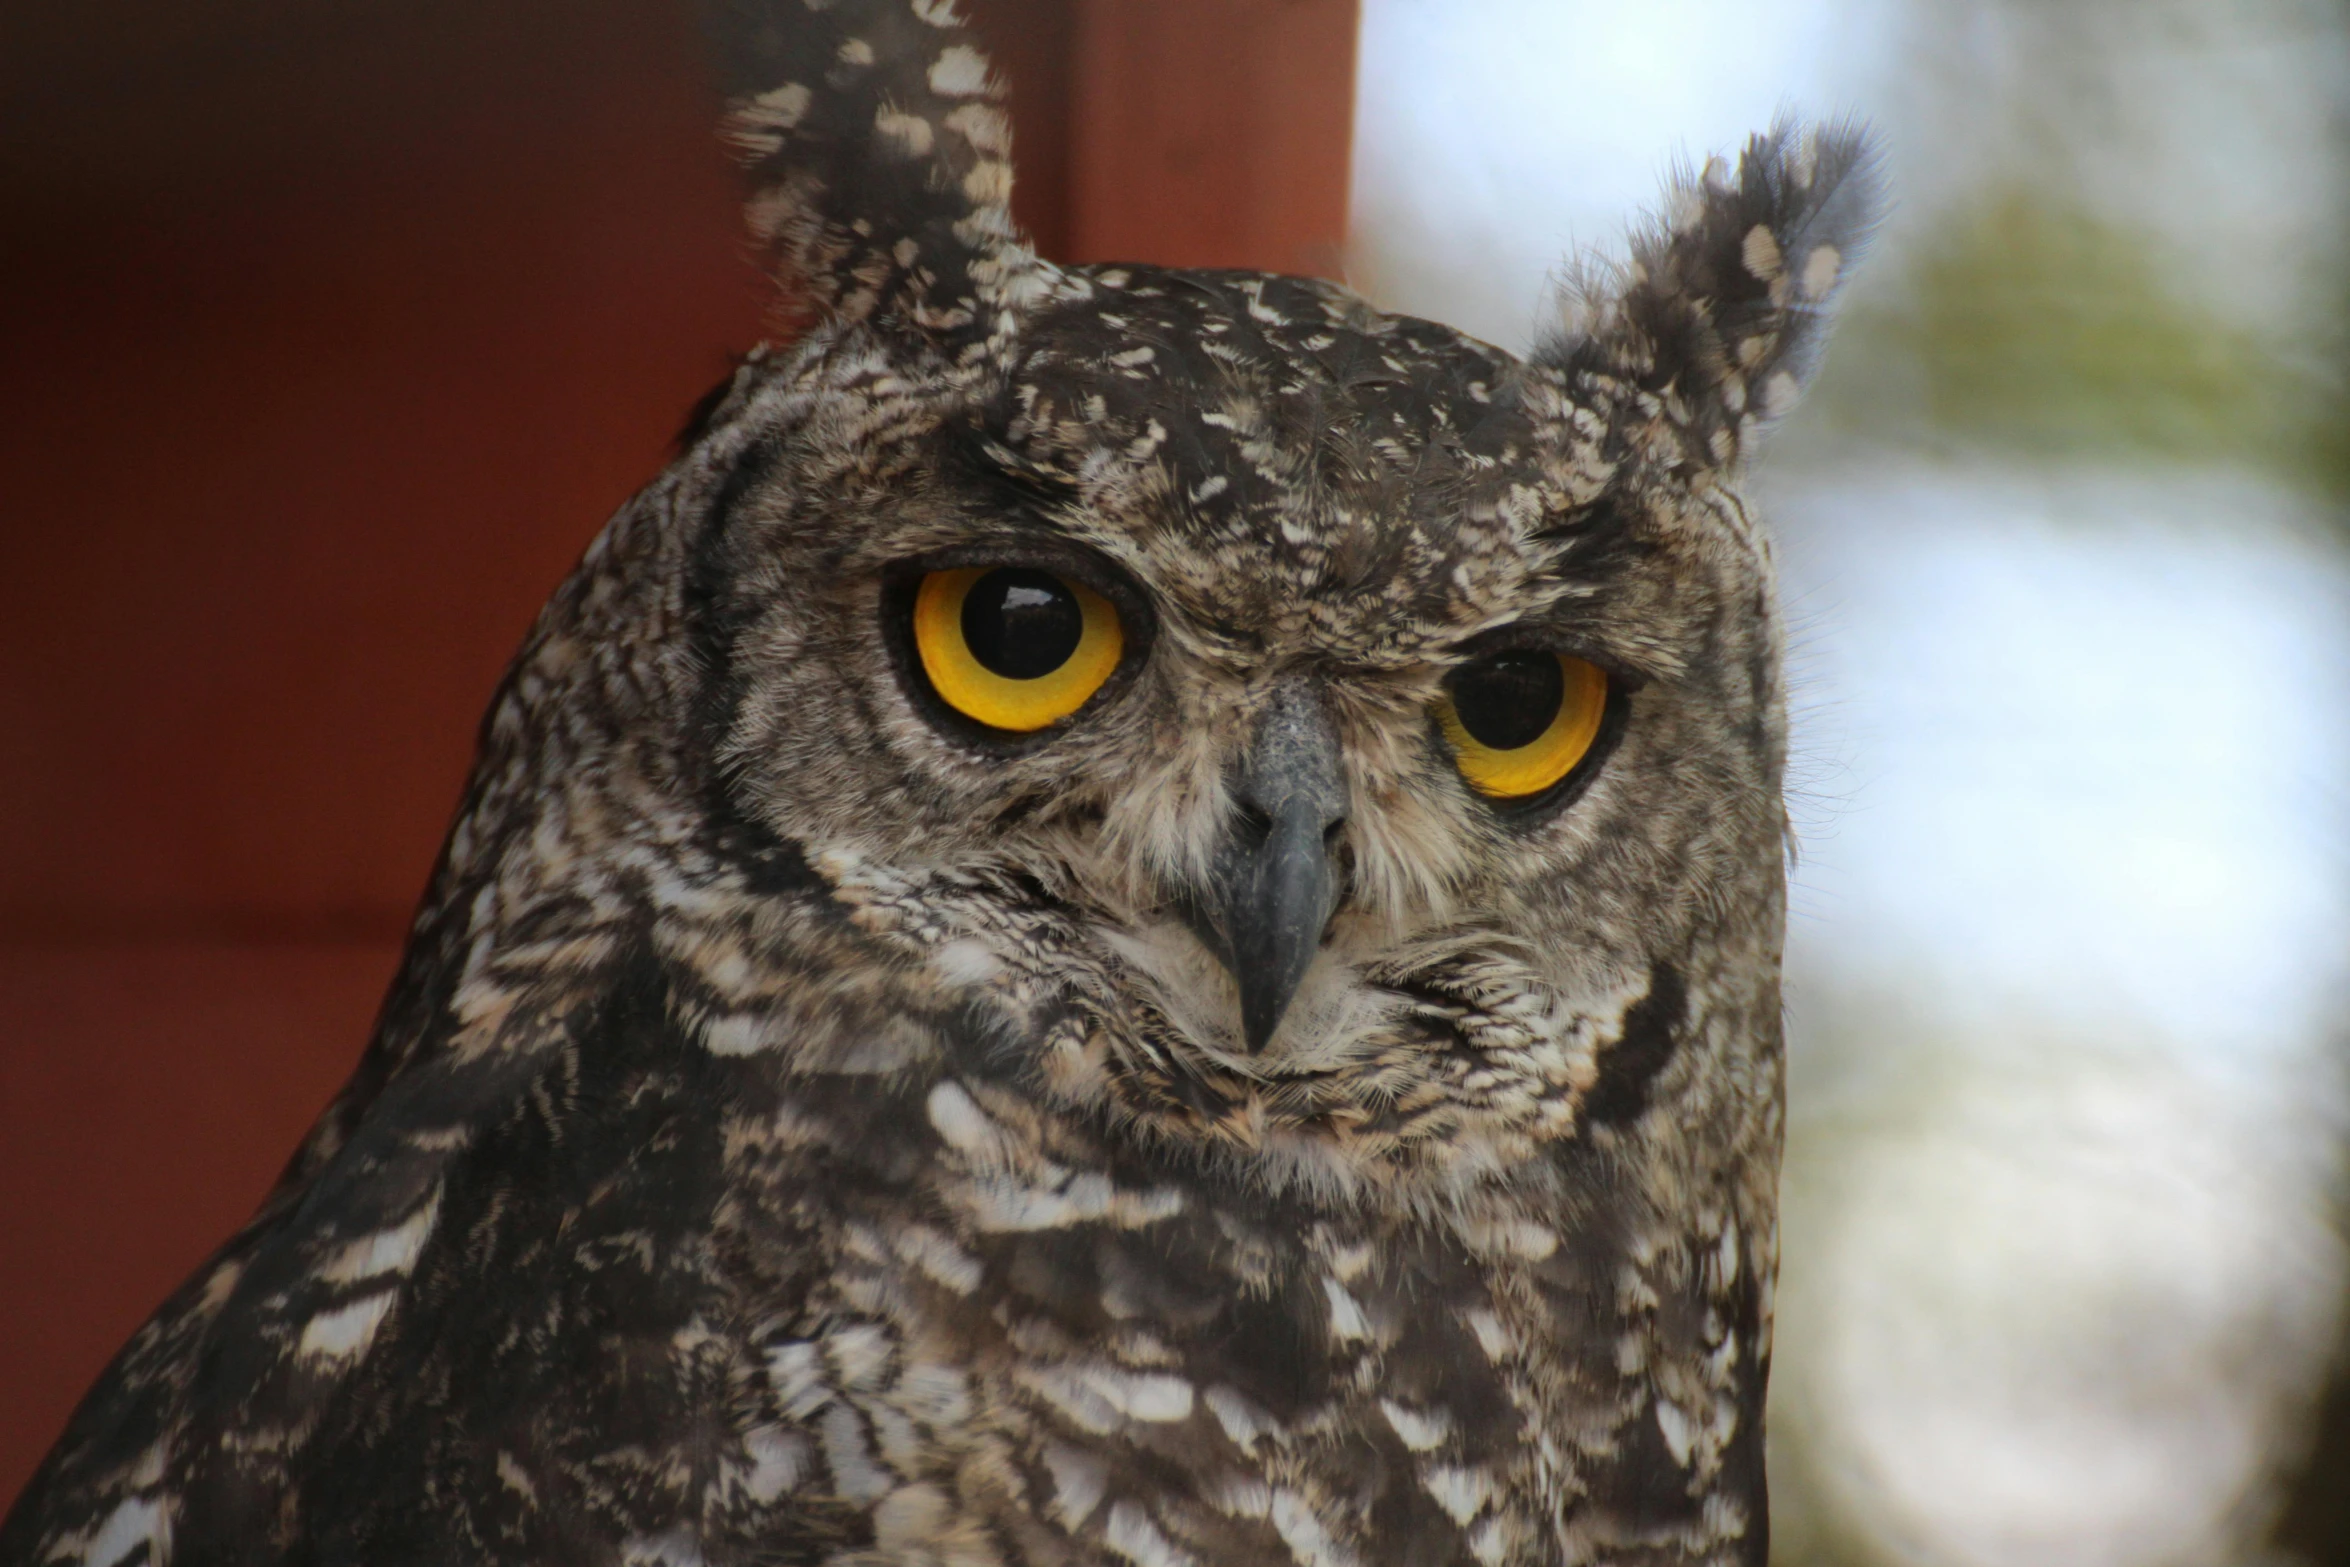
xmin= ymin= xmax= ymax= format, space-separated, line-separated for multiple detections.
xmin=1774 ymin=1029 xmax=2345 ymax=1567
xmin=1765 ymin=459 xmax=2350 ymax=1566
xmin=1770 ymin=461 xmax=2350 ymax=1070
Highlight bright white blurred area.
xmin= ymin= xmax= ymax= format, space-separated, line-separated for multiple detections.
xmin=1766 ymin=464 xmax=2350 ymax=1566
xmin=1774 ymin=466 xmax=2350 ymax=1068
xmin=1351 ymin=1 xmax=2350 ymax=1562
xmin=1350 ymin=0 xmax=1897 ymax=352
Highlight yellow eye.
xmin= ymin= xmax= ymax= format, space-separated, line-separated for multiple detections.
xmin=912 ymin=565 xmax=1124 ymax=732
xmin=1437 ymin=650 xmax=1609 ymax=799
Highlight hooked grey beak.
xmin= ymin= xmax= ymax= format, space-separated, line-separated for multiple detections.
xmin=1204 ymin=683 xmax=1348 ymax=1052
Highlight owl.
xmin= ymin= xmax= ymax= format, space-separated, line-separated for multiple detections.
xmin=1 ymin=4 xmax=1877 ymax=1564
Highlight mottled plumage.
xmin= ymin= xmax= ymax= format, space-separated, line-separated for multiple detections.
xmin=3 ymin=5 xmax=1878 ymax=1564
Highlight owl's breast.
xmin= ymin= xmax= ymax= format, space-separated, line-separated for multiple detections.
xmin=705 ymin=1062 xmax=1770 ymax=1566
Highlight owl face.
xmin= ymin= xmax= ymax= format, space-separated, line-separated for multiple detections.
xmin=677 ymin=1 xmax=1873 ymax=1200
xmin=706 ymin=267 xmax=1788 ymax=1196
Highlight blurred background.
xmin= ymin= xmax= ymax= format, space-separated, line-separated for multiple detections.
xmin=2 ymin=1 xmax=2345 ymax=1561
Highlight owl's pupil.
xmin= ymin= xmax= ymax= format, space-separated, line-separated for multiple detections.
xmin=962 ymin=568 xmax=1084 ymax=680
xmin=1450 ymin=651 xmax=1564 ymax=750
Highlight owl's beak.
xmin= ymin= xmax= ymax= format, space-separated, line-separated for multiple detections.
xmin=1210 ymin=683 xmax=1348 ymax=1053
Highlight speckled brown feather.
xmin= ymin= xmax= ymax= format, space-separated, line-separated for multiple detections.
xmin=1 ymin=5 xmax=1876 ymax=1565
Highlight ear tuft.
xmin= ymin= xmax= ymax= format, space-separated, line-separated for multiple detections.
xmin=703 ymin=0 xmax=1054 ymax=349
xmin=1535 ymin=118 xmax=1883 ymax=467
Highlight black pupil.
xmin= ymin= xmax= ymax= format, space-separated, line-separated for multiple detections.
xmin=962 ymin=567 xmax=1084 ymax=680
xmin=1450 ymin=650 xmax=1565 ymax=750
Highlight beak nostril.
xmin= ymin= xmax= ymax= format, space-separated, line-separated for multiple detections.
xmin=1322 ymin=816 xmax=1347 ymax=849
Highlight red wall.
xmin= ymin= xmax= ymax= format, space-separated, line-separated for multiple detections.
xmin=0 ymin=0 xmax=1355 ymax=1509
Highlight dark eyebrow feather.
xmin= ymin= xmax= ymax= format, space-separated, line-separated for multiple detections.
xmin=954 ymin=429 xmax=1088 ymax=520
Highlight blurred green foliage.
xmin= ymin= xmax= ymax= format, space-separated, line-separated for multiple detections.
xmin=1819 ymin=187 xmax=2349 ymax=496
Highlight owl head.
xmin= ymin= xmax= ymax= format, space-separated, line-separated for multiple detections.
xmin=586 ymin=0 xmax=1879 ymax=1205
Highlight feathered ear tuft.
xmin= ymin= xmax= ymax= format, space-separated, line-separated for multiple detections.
xmin=1535 ymin=117 xmax=1883 ymax=467
xmin=703 ymin=0 xmax=1053 ymax=349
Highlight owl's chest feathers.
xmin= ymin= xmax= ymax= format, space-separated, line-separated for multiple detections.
xmin=692 ymin=1011 xmax=1769 ymax=1562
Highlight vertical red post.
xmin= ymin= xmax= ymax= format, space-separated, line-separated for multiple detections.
xmin=1068 ymin=0 xmax=1359 ymax=279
